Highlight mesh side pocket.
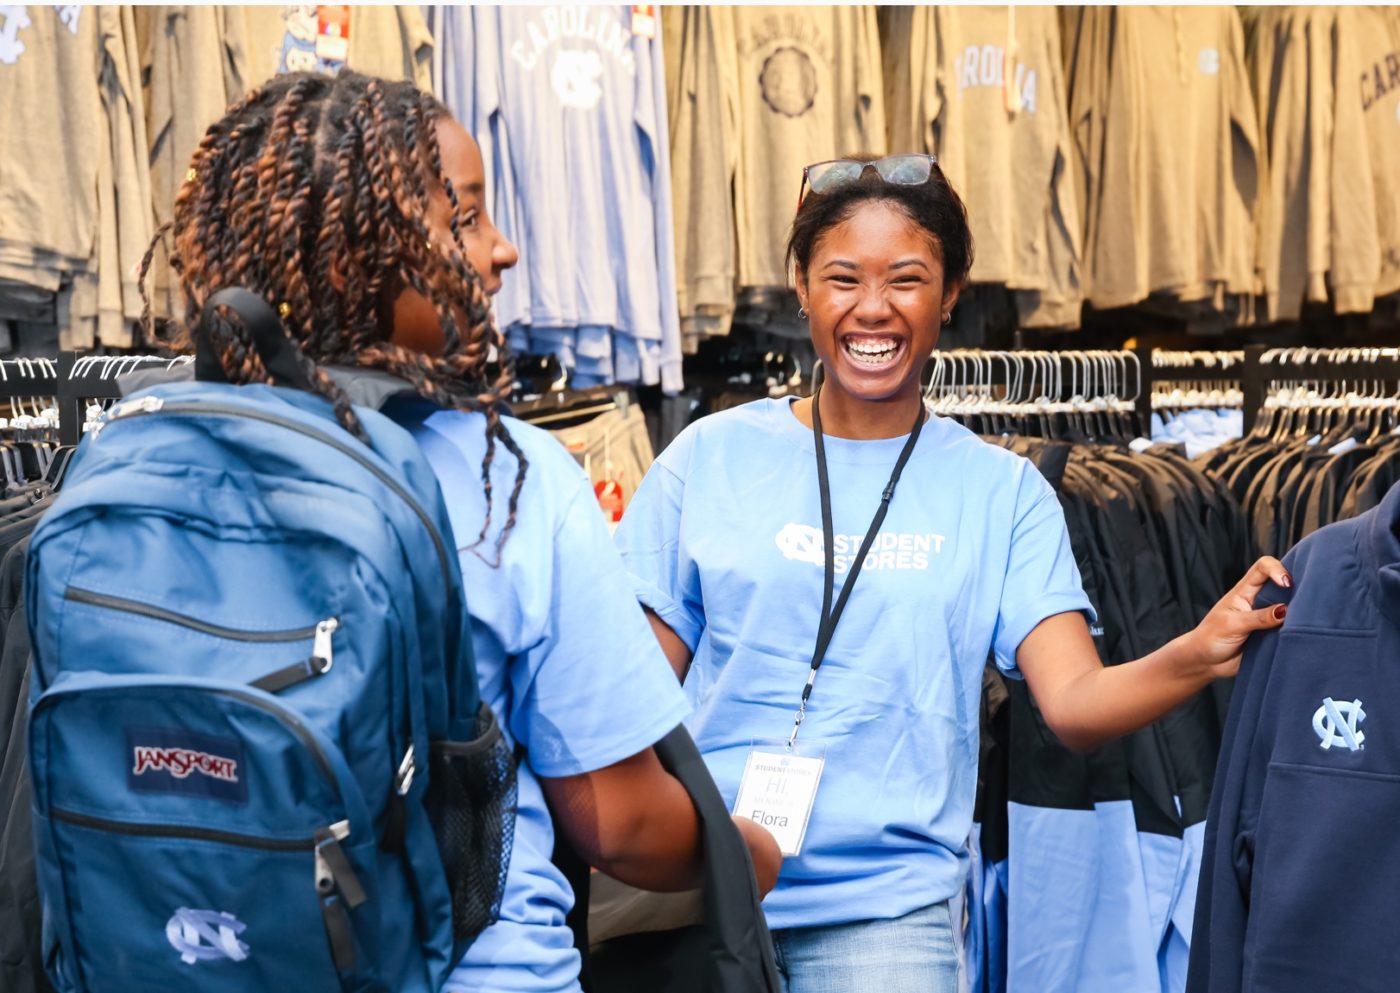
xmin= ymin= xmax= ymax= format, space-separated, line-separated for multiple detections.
xmin=425 ymin=703 xmax=518 ymax=942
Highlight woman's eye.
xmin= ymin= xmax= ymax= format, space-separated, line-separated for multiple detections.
xmin=458 ymin=210 xmax=479 ymax=228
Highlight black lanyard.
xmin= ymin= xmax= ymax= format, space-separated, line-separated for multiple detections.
xmin=788 ymin=385 xmax=925 ymax=747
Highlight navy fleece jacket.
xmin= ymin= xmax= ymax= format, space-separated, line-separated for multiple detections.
xmin=1189 ymin=480 xmax=1400 ymax=992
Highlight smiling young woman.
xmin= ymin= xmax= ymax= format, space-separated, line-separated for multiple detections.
xmin=615 ymin=155 xmax=1292 ymax=992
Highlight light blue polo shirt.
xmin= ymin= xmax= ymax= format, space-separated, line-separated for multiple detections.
xmin=614 ymin=397 xmax=1093 ymax=931
xmin=400 ymin=407 xmax=691 ymax=992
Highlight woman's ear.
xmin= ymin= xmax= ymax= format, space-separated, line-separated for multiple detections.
xmin=795 ymin=266 xmax=809 ymax=315
xmin=941 ymin=281 xmax=963 ymax=321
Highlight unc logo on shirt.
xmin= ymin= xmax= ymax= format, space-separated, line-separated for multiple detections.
xmin=0 ymin=5 xmax=31 ymax=64
xmin=1313 ymin=697 xmax=1366 ymax=752
xmin=775 ymin=523 xmax=947 ymax=575
xmin=509 ymin=6 xmax=637 ymax=79
xmin=552 ymin=49 xmax=605 ymax=109
xmin=760 ymin=46 xmax=818 ymax=118
xmin=166 ymin=908 xmax=250 ymax=966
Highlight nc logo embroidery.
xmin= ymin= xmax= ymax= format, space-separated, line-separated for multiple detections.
xmin=1313 ymin=697 xmax=1366 ymax=752
xmin=0 ymin=6 xmax=32 ymax=65
xmin=775 ymin=523 xmax=825 ymax=565
xmin=166 ymin=908 xmax=250 ymax=965
xmin=552 ymin=49 xmax=605 ymax=109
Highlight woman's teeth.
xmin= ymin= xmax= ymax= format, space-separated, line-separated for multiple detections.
xmin=843 ymin=338 xmax=900 ymax=366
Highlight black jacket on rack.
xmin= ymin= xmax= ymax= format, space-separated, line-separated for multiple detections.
xmin=969 ymin=434 xmax=1247 ymax=993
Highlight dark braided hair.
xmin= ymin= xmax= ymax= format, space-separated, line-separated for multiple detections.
xmin=142 ymin=71 xmax=526 ymax=561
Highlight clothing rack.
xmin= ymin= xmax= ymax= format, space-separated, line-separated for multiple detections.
xmin=0 ymin=352 xmax=191 ymax=447
xmin=1134 ymin=346 xmax=1400 ymax=434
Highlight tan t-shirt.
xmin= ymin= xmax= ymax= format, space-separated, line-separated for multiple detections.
xmin=731 ymin=6 xmax=886 ymax=289
xmin=1350 ymin=5 xmax=1400 ymax=305
xmin=667 ymin=5 xmax=741 ymax=351
xmin=140 ymin=6 xmax=250 ymax=320
xmin=1088 ymin=7 xmax=1260 ymax=309
xmin=236 ymin=6 xmax=433 ymax=95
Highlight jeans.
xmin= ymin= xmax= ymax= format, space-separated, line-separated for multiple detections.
xmin=772 ymin=901 xmax=960 ymax=993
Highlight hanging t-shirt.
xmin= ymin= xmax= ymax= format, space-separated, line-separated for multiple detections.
xmin=882 ymin=6 xmax=1083 ymax=328
xmin=0 ymin=4 xmax=149 ymax=348
xmin=138 ymin=5 xmax=250 ymax=320
xmin=730 ymin=7 xmax=886 ymax=290
xmin=614 ymin=398 xmax=1094 ymax=931
xmin=432 ymin=6 xmax=684 ymax=393
xmin=1073 ymin=7 xmax=1260 ymax=311
xmin=392 ymin=402 xmax=691 ymax=993
xmin=236 ymin=5 xmax=433 ymax=92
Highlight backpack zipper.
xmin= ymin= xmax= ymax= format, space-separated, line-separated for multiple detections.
xmin=64 ymin=587 xmax=324 ymax=644
xmin=49 ymin=807 xmax=345 ymax=851
xmin=65 ymin=588 xmax=339 ymax=693
xmin=103 ymin=397 xmax=454 ymax=594
xmin=50 ymin=807 xmax=365 ymax=911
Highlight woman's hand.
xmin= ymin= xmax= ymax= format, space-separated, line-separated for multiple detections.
xmin=732 ymin=815 xmax=783 ymax=897
xmin=1182 ymin=555 xmax=1292 ymax=680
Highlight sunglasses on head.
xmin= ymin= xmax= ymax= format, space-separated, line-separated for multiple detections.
xmin=796 ymin=153 xmax=939 ymax=212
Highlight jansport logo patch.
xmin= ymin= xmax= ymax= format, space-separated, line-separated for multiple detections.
xmin=133 ymin=746 xmax=238 ymax=783
xmin=128 ymin=728 xmax=247 ymax=803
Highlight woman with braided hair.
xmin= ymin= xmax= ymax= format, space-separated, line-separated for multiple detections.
xmin=148 ymin=70 xmax=780 ymax=992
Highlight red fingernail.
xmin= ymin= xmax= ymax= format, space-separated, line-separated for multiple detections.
xmin=1274 ymin=605 xmax=1288 ymax=621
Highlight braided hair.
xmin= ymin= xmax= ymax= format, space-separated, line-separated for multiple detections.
xmin=139 ymin=71 xmax=527 ymax=561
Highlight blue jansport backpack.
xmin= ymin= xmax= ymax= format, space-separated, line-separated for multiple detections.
xmin=25 ymin=290 xmax=515 ymax=992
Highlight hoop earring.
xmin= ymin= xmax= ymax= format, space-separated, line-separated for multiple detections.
xmin=942 ymin=312 xmax=951 ymax=325
xmin=798 ymin=307 xmax=809 ymax=320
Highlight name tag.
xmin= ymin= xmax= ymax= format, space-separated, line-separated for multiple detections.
xmin=732 ymin=743 xmax=825 ymax=857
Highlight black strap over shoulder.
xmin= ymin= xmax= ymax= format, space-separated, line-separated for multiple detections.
xmin=195 ymin=287 xmax=311 ymax=391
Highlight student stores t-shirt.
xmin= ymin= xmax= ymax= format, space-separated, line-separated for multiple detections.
xmin=614 ymin=398 xmax=1094 ymax=930
xmin=397 ymin=405 xmax=692 ymax=993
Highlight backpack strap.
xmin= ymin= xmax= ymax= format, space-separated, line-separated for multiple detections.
xmin=196 ymin=287 xmax=312 ymax=390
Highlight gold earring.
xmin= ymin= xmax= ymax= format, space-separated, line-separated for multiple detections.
xmin=278 ymin=302 xmax=292 ymax=318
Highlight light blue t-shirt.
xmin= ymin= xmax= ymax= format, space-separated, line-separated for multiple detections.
xmin=613 ymin=398 xmax=1094 ymax=931
xmin=400 ymin=406 xmax=692 ymax=992
xmin=428 ymin=5 xmax=685 ymax=392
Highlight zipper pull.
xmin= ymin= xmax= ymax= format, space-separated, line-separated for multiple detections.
xmin=312 ymin=618 xmax=339 ymax=673
xmin=111 ymin=395 xmax=165 ymax=420
xmin=314 ymin=822 xmax=366 ymax=908
xmin=395 ymin=744 xmax=416 ymax=796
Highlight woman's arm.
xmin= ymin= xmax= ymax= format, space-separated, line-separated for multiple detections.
xmin=1017 ymin=556 xmax=1291 ymax=752
xmin=540 ymin=746 xmax=703 ymax=892
xmin=645 ymin=607 xmax=694 ymax=681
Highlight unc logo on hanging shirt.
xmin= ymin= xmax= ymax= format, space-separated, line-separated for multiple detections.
xmin=775 ymin=523 xmax=947 ymax=575
xmin=552 ymin=49 xmax=605 ymax=109
xmin=166 ymin=908 xmax=250 ymax=966
xmin=509 ymin=6 xmax=637 ymax=83
xmin=0 ymin=5 xmax=30 ymax=65
xmin=1313 ymin=697 xmax=1366 ymax=752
